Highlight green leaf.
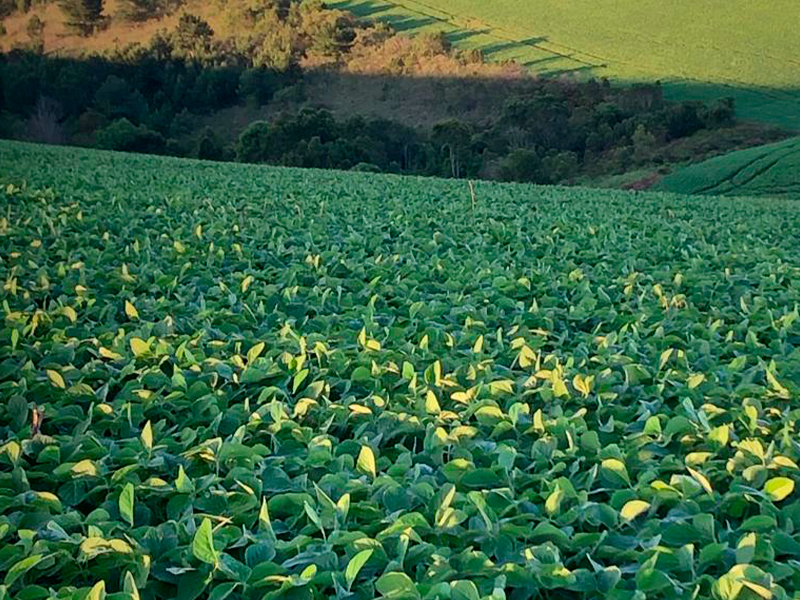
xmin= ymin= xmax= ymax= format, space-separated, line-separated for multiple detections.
xmin=375 ymin=572 xmax=419 ymax=599
xmin=175 ymin=465 xmax=195 ymax=494
xmin=177 ymin=570 xmax=211 ymax=600
xmin=303 ymin=501 xmax=323 ymax=533
xmin=764 ymin=477 xmax=794 ymax=502
xmin=119 ymin=482 xmax=135 ymax=527
xmin=357 ymin=445 xmax=377 ymax=478
xmin=208 ymin=583 xmax=238 ymax=600
xmin=351 ymin=366 xmax=371 ymax=382
xmin=123 ymin=571 xmax=140 ymax=600
xmin=345 ymin=549 xmax=374 ymax=590
xmin=292 ymin=369 xmax=309 ymax=393
xmin=4 ymin=555 xmax=44 ymax=587
xmin=192 ymin=518 xmax=218 ymax=566
xmin=451 ymin=580 xmax=480 ymax=600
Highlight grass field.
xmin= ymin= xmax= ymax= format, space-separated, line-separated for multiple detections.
xmin=3 ymin=141 xmax=800 ymax=598
xmin=656 ymin=136 xmax=800 ymax=198
xmin=331 ymin=0 xmax=800 ymax=128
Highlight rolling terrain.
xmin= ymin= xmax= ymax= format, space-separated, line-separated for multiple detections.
xmin=656 ymin=136 xmax=800 ymax=198
xmin=332 ymin=0 xmax=800 ymax=128
xmin=2 ymin=140 xmax=800 ymax=598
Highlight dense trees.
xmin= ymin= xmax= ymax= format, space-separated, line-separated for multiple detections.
xmin=0 ymin=45 xmax=750 ymax=182
xmin=236 ymin=109 xmax=423 ymax=171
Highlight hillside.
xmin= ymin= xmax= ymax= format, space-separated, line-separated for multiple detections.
xmin=655 ymin=136 xmax=800 ymax=199
xmin=331 ymin=0 xmax=800 ymax=128
xmin=3 ymin=140 xmax=800 ymax=599
xmin=3 ymin=0 xmax=798 ymax=130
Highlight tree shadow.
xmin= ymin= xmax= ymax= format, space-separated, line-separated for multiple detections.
xmin=447 ymin=28 xmax=491 ymax=44
xmin=328 ymin=0 xmax=394 ymax=19
xmin=378 ymin=14 xmax=439 ymax=31
xmin=480 ymin=36 xmax=549 ymax=58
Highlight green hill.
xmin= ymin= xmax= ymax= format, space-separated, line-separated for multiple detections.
xmin=3 ymin=140 xmax=800 ymax=598
xmin=332 ymin=0 xmax=800 ymax=128
xmin=656 ymin=136 xmax=800 ymax=198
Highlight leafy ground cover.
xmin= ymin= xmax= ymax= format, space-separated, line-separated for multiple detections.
xmin=656 ymin=137 xmax=800 ymax=199
xmin=331 ymin=0 xmax=800 ymax=128
xmin=2 ymin=140 xmax=800 ymax=599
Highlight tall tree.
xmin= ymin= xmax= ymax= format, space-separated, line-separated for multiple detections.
xmin=59 ymin=0 xmax=103 ymax=36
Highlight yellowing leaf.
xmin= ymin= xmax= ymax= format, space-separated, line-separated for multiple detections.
xmin=357 ymin=445 xmax=376 ymax=478
xmin=545 ymin=487 xmax=564 ymax=516
xmin=764 ymin=477 xmax=795 ymax=502
xmin=62 ymin=306 xmax=78 ymax=323
xmin=451 ymin=389 xmax=474 ymax=404
xmin=241 ymin=275 xmax=254 ymax=293
xmin=552 ymin=376 xmax=569 ymax=398
xmin=687 ymin=373 xmax=705 ymax=389
xmin=71 ymin=459 xmax=98 ymax=478
xmin=99 ymin=347 xmax=123 ymax=361
xmin=518 ymin=344 xmax=537 ymax=368
xmin=293 ymin=398 xmax=317 ymax=418
xmin=572 ymin=374 xmax=592 ymax=397
xmin=600 ymin=459 xmax=630 ymax=486
xmin=125 ymin=300 xmax=139 ymax=320
xmin=533 ymin=409 xmax=545 ymax=432
xmin=120 ymin=263 xmax=135 ymax=282
xmin=86 ymin=581 xmax=106 ymax=600
xmin=349 ymin=404 xmax=373 ymax=416
xmin=741 ymin=581 xmax=772 ymax=600
xmin=685 ymin=452 xmax=713 ymax=466
xmin=687 ymin=467 xmax=713 ymax=495
xmin=247 ymin=342 xmax=265 ymax=364
xmin=659 ymin=348 xmax=673 ymax=370
xmin=766 ymin=369 xmax=790 ymax=398
xmin=620 ymin=500 xmax=650 ymax=521
xmin=473 ymin=335 xmax=484 ymax=353
xmin=130 ymin=337 xmax=150 ymax=357
xmin=488 ymin=379 xmax=514 ymax=395
xmin=772 ymin=456 xmax=799 ymax=470
xmin=425 ymin=390 xmax=441 ymax=414
xmin=47 ymin=369 xmax=66 ymax=389
xmin=141 ymin=421 xmax=153 ymax=452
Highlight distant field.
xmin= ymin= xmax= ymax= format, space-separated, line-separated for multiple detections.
xmin=331 ymin=0 xmax=800 ymax=128
xmin=656 ymin=136 xmax=800 ymax=198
